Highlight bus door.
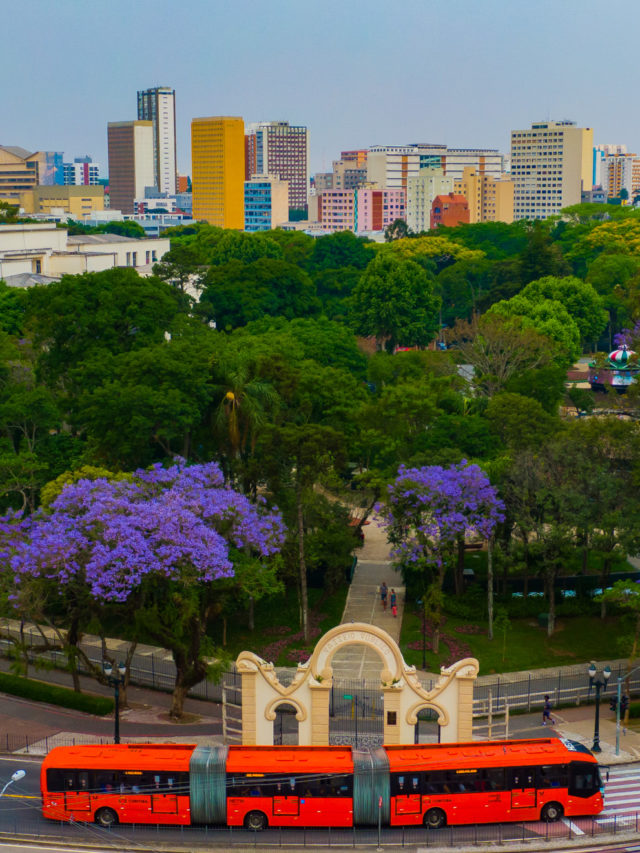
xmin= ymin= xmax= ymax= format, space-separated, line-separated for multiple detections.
xmin=509 ymin=768 xmax=536 ymax=810
xmin=65 ymin=772 xmax=91 ymax=813
xmin=273 ymin=778 xmax=299 ymax=817
xmin=394 ymin=774 xmax=422 ymax=816
xmin=151 ymin=774 xmax=178 ymax=814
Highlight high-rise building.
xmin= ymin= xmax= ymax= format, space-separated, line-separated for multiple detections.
xmin=406 ymin=167 xmax=454 ymax=232
xmin=510 ymin=120 xmax=593 ymax=220
xmin=191 ymin=116 xmax=245 ymax=227
xmin=431 ymin=193 xmax=470 ymax=229
xmin=137 ymin=87 xmax=177 ymax=195
xmin=244 ymin=175 xmax=289 ymax=231
xmin=333 ymin=158 xmax=367 ymax=190
xmin=454 ymin=167 xmax=514 ymax=223
xmin=63 ymin=156 xmax=101 ymax=186
xmin=367 ymin=147 xmax=421 ymax=190
xmin=593 ymin=144 xmax=627 ymax=186
xmin=245 ymin=121 xmax=309 ymax=212
xmin=107 ymin=121 xmax=155 ymax=214
xmin=18 ymin=185 xmax=104 ymax=218
xmin=599 ymin=152 xmax=639 ymax=200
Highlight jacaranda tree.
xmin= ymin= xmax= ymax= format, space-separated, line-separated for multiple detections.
xmin=2 ymin=459 xmax=285 ymax=717
xmin=379 ymin=460 xmax=504 ymax=656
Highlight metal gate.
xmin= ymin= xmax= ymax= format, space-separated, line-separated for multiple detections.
xmin=329 ymin=679 xmax=384 ymax=748
xmin=273 ymin=703 xmax=299 ymax=745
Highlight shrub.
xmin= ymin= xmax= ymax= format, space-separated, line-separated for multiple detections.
xmin=629 ymin=701 xmax=640 ymax=719
xmin=0 ymin=672 xmax=113 ymax=715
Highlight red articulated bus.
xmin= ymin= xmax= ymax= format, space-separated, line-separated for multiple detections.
xmin=41 ymin=738 xmax=604 ymax=831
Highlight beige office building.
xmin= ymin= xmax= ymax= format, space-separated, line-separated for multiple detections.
xmin=192 ymin=116 xmax=245 ymax=228
xmin=510 ymin=120 xmax=593 ymax=220
xmin=406 ymin=167 xmax=454 ymax=232
xmin=454 ymin=168 xmax=514 ymax=223
xmin=18 ymin=185 xmax=104 ymax=219
xmin=107 ymin=121 xmax=155 ymax=214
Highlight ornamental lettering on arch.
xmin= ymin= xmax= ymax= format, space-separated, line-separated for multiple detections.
xmin=313 ymin=627 xmax=399 ymax=679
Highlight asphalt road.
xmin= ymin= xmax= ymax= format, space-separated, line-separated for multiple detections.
xmin=1 ymin=756 xmax=638 ymax=851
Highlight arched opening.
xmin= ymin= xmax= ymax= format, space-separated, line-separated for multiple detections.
xmin=273 ymin=703 xmax=299 ymax=745
xmin=414 ymin=707 xmax=441 ymax=744
xmin=328 ymin=642 xmax=386 ymax=748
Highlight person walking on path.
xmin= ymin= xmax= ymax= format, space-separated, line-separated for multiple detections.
xmin=380 ymin=581 xmax=388 ymax=611
xmin=542 ymin=695 xmax=555 ymax=726
xmin=390 ymin=588 xmax=397 ymax=617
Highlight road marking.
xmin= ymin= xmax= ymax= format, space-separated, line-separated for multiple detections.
xmin=2 ymin=793 xmax=39 ymax=800
xmin=561 ymin=817 xmax=584 ymax=835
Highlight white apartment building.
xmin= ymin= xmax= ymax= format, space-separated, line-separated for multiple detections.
xmin=367 ymin=145 xmax=505 ymax=191
xmin=406 ymin=167 xmax=454 ymax=232
xmin=510 ymin=120 xmax=593 ymax=220
xmin=137 ymin=87 xmax=177 ymax=195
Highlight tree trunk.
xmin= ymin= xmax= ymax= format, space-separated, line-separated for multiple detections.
xmin=222 ymin=617 xmax=227 ymax=647
xmin=522 ymin=533 xmax=529 ymax=598
xmin=170 ymin=683 xmax=189 ymax=720
xmin=248 ymin=596 xmax=255 ymax=632
xmin=547 ymin=570 xmax=556 ymax=637
xmin=487 ymin=537 xmax=494 ymax=641
xmin=600 ymin=556 xmax=611 ymax=619
xmin=296 ymin=483 xmax=309 ymax=643
xmin=66 ymin=617 xmax=82 ymax=693
xmin=454 ymin=534 xmax=465 ymax=596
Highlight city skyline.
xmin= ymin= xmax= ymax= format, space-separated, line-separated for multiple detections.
xmin=6 ymin=0 xmax=640 ymax=180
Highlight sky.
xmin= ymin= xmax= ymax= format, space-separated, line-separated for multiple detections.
xmin=5 ymin=0 xmax=640 ymax=178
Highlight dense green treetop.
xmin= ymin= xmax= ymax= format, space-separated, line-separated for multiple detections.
xmin=488 ymin=294 xmax=581 ymax=365
xmin=207 ymin=231 xmax=284 ymax=265
xmin=519 ymin=275 xmax=608 ymax=345
xmin=351 ymin=253 xmax=441 ymax=352
xmin=309 ymin=231 xmax=372 ymax=271
xmin=25 ymin=267 xmax=189 ymax=385
xmin=198 ymin=258 xmax=320 ymax=330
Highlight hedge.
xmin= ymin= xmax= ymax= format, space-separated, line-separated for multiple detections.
xmin=0 ymin=671 xmax=114 ymax=716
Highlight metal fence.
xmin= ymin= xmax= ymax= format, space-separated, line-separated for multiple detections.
xmin=1 ymin=813 xmax=639 ymax=848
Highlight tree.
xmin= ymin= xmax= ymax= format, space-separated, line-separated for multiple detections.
xmin=485 ymin=393 xmax=561 ymax=450
xmin=449 ymin=314 xmax=552 ymax=396
xmin=518 ymin=221 xmax=571 ymax=284
xmin=25 ymin=268 xmax=188 ymax=386
xmin=487 ymin=295 xmax=581 ymax=366
xmin=152 ymin=243 xmax=206 ymax=294
xmin=351 ymin=253 xmax=441 ymax=352
xmin=1 ymin=460 xmax=284 ymax=717
xmin=0 ymin=201 xmax=19 ymax=222
xmin=198 ymin=259 xmax=320 ymax=329
xmin=207 ymin=231 xmax=283 ymax=265
xmin=308 ymin=231 xmax=372 ymax=271
xmin=519 ymin=275 xmax=608 ymax=346
xmin=385 ymin=219 xmax=412 ymax=241
xmin=379 ymin=461 xmax=504 ymax=652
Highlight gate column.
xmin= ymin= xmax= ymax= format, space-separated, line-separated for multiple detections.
xmin=309 ymin=681 xmax=331 ymax=745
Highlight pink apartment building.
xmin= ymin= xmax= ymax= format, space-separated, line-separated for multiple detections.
xmin=317 ymin=188 xmax=405 ymax=232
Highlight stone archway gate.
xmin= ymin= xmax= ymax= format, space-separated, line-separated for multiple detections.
xmin=236 ymin=623 xmax=478 ymax=746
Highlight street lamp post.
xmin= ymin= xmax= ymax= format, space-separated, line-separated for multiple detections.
xmin=588 ymin=662 xmax=611 ymax=754
xmin=0 ymin=769 xmax=26 ymax=798
xmin=104 ymin=661 xmax=126 ymax=744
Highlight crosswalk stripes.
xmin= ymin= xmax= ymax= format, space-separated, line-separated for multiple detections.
xmin=598 ymin=765 xmax=640 ymax=826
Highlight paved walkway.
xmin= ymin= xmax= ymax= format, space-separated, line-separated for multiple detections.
xmin=331 ymin=516 xmax=405 ymax=680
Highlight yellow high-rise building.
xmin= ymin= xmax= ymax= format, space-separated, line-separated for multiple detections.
xmin=191 ymin=117 xmax=245 ymax=227
xmin=454 ymin=168 xmax=514 ymax=224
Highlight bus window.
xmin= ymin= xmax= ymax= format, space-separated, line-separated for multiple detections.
xmin=509 ymin=767 xmax=536 ymax=789
xmin=569 ymin=763 xmax=600 ymax=798
xmin=484 ymin=768 xmax=506 ymax=791
xmin=538 ymin=765 xmax=567 ymax=789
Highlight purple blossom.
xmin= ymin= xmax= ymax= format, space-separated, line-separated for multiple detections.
xmin=614 ymin=323 xmax=640 ymax=348
xmin=1 ymin=460 xmax=285 ymax=602
xmin=378 ymin=460 xmax=504 ymax=568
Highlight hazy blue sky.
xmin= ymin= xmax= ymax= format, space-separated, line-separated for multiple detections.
xmin=6 ymin=0 xmax=640 ymax=177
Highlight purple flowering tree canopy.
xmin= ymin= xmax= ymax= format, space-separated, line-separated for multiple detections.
xmin=379 ymin=460 xmax=505 ymax=569
xmin=4 ymin=459 xmax=285 ymax=602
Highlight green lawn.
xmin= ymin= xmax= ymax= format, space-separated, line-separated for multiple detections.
xmin=400 ymin=609 xmax=625 ymax=675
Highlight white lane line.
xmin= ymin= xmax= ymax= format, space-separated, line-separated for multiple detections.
xmin=561 ymin=817 xmax=584 ymax=835
xmin=603 ymin=795 xmax=640 ymax=805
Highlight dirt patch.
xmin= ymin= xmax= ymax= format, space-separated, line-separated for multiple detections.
xmin=156 ymin=711 xmax=202 ymax=725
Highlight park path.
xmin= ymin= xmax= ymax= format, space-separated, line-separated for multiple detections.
xmin=330 ymin=517 xmax=406 ymax=681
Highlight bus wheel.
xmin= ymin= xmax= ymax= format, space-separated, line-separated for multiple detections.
xmin=424 ymin=808 xmax=446 ymax=829
xmin=95 ymin=807 xmax=118 ymax=828
xmin=541 ymin=802 xmax=563 ymax=822
xmin=245 ymin=810 xmax=268 ymax=831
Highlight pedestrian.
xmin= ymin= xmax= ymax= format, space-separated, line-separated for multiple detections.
xmin=380 ymin=581 xmax=388 ymax=611
xmin=390 ymin=588 xmax=397 ymax=617
xmin=542 ymin=695 xmax=555 ymax=726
